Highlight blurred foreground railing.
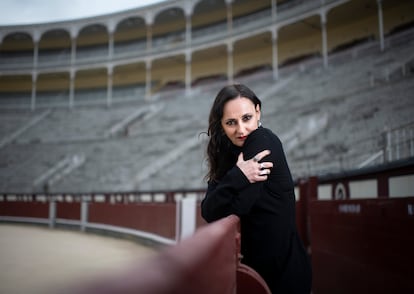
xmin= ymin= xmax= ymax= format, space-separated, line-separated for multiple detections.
xmin=70 ymin=214 xmax=270 ymax=294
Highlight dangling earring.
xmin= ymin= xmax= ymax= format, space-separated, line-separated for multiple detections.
xmin=258 ymin=120 xmax=262 ymax=127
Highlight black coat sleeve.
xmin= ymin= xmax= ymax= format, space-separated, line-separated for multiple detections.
xmin=201 ymin=128 xmax=281 ymax=223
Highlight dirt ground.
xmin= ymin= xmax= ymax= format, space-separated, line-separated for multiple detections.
xmin=0 ymin=224 xmax=157 ymax=294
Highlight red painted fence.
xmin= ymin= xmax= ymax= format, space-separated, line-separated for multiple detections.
xmin=88 ymin=202 xmax=176 ymax=239
xmin=309 ymin=197 xmax=414 ymax=293
xmin=302 ymin=159 xmax=414 ymax=293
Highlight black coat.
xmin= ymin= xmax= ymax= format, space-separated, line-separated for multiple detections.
xmin=201 ymin=127 xmax=312 ymax=293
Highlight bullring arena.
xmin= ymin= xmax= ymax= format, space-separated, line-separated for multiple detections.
xmin=1 ymin=0 xmax=414 ymax=293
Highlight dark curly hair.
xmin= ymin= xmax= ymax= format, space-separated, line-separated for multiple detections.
xmin=206 ymin=84 xmax=261 ymax=182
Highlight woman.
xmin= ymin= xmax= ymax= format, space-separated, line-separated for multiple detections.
xmin=201 ymin=84 xmax=312 ymax=293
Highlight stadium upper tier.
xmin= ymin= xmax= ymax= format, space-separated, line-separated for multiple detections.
xmin=1 ymin=0 xmax=413 ymax=108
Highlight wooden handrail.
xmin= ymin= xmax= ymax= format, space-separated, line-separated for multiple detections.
xmin=72 ymin=215 xmax=239 ymax=294
xmin=70 ymin=214 xmax=270 ymax=294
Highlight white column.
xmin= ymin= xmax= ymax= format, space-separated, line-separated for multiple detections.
xmin=80 ymin=200 xmax=88 ymax=232
xmin=227 ymin=43 xmax=234 ymax=85
xmin=226 ymin=0 xmax=233 ymax=36
xmin=33 ymin=41 xmax=39 ymax=69
xmin=69 ymin=30 xmax=77 ymax=109
xmin=107 ymin=21 xmax=116 ymax=60
xmin=31 ymin=73 xmax=37 ymax=111
xmin=71 ymin=37 xmax=77 ymax=65
xmin=70 ymin=27 xmax=78 ymax=66
xmin=321 ymin=12 xmax=328 ymax=68
xmin=185 ymin=52 xmax=192 ymax=96
xmin=271 ymin=0 xmax=277 ymax=22
xmin=145 ymin=60 xmax=152 ymax=100
xmin=377 ymin=0 xmax=385 ymax=51
xmin=108 ymin=31 xmax=114 ymax=60
xmin=69 ymin=70 xmax=75 ymax=108
xmin=185 ymin=10 xmax=192 ymax=96
xmin=175 ymin=195 xmax=197 ymax=241
xmin=185 ymin=14 xmax=192 ymax=47
xmin=107 ymin=66 xmax=113 ymax=107
xmin=147 ymin=24 xmax=153 ymax=53
xmin=272 ymin=29 xmax=279 ymax=81
xmin=145 ymin=11 xmax=154 ymax=53
xmin=32 ymin=31 xmax=40 ymax=69
xmin=144 ymin=13 xmax=154 ymax=101
xmin=49 ymin=200 xmax=56 ymax=229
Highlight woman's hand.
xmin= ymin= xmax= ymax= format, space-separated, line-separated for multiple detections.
xmin=236 ymin=150 xmax=273 ymax=183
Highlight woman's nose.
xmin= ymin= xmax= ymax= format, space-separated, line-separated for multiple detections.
xmin=237 ymin=123 xmax=246 ymax=134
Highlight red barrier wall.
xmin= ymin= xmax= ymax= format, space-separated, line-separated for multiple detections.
xmin=88 ymin=203 xmax=176 ymax=239
xmin=310 ymin=197 xmax=414 ymax=293
xmin=0 ymin=201 xmax=48 ymax=218
xmin=296 ymin=177 xmax=317 ymax=249
xmin=56 ymin=202 xmax=81 ymax=219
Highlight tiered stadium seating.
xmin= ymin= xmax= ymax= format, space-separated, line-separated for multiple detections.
xmin=0 ymin=27 xmax=413 ymax=193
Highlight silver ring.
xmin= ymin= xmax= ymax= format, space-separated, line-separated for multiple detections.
xmin=253 ymin=156 xmax=259 ymax=162
xmin=259 ymin=170 xmax=268 ymax=176
xmin=260 ymin=163 xmax=264 ymax=169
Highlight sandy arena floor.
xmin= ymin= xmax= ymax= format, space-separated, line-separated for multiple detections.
xmin=0 ymin=224 xmax=157 ymax=294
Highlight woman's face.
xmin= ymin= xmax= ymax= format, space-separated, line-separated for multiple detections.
xmin=221 ymin=97 xmax=261 ymax=147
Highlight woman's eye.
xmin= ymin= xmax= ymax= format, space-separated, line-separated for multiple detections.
xmin=242 ymin=115 xmax=252 ymax=121
xmin=226 ymin=120 xmax=236 ymax=126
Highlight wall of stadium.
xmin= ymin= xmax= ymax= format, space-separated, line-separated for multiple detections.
xmin=0 ymin=0 xmax=413 ymax=108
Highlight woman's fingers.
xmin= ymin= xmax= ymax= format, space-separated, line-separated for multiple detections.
xmin=251 ymin=169 xmax=270 ymax=183
xmin=235 ymin=150 xmax=274 ymax=183
xmin=252 ymin=150 xmax=271 ymax=163
xmin=254 ymin=151 xmax=273 ymax=174
xmin=253 ymin=150 xmax=272 ymax=183
xmin=259 ymin=162 xmax=273 ymax=170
